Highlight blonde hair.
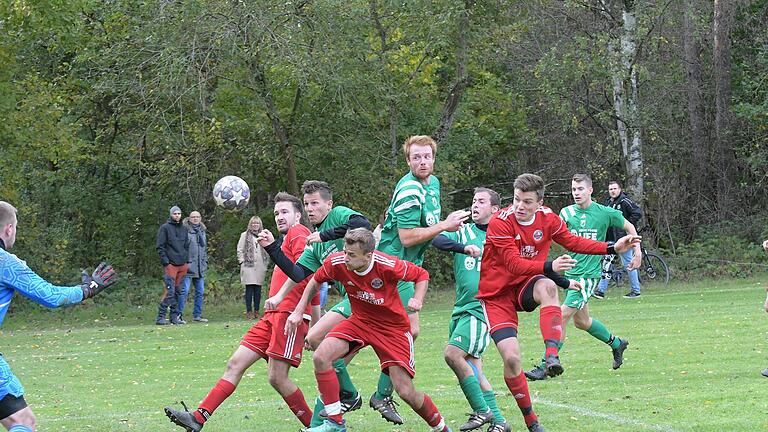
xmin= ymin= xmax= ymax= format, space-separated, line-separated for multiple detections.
xmin=344 ymin=228 xmax=376 ymax=254
xmin=402 ymin=135 xmax=437 ymax=161
xmin=247 ymin=216 xmax=263 ymax=231
xmin=572 ymin=173 xmax=593 ymax=187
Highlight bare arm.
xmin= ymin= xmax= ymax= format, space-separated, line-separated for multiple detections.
xmin=398 ymin=210 xmax=470 ymax=248
xmin=284 ymin=278 xmax=320 ymax=336
xmin=264 ymin=278 xmax=298 ymax=310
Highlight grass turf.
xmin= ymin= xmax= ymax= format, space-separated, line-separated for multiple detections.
xmin=2 ymin=277 xmax=768 ymax=431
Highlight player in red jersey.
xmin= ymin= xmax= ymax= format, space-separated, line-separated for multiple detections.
xmin=164 ymin=192 xmax=321 ymax=431
xmin=279 ymin=228 xmax=452 ymax=432
xmin=477 ymin=174 xmax=640 ymax=432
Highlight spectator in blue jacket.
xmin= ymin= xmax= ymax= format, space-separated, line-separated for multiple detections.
xmin=0 ymin=201 xmax=116 ymax=432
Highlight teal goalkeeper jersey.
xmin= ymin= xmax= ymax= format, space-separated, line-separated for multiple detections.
xmin=442 ymin=223 xmax=485 ymax=320
xmin=377 ymin=172 xmax=441 ymax=265
xmin=559 ymin=202 xmax=625 ymax=279
xmin=297 ymin=206 xmax=361 ymax=272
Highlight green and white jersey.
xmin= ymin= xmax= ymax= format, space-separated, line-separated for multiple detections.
xmin=559 ymin=202 xmax=625 ymax=279
xmin=297 ymin=206 xmax=361 ymax=272
xmin=377 ymin=172 xmax=441 ymax=265
xmin=442 ymin=223 xmax=485 ymax=321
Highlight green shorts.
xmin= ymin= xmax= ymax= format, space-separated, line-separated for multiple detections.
xmin=329 ymin=280 xmax=416 ymax=318
xmin=447 ymin=312 xmax=491 ymax=358
xmin=562 ymin=277 xmax=600 ymax=310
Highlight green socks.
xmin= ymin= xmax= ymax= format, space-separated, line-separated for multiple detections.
xmin=332 ymin=359 xmax=359 ymax=399
xmin=459 ymin=375 xmax=489 ymax=413
xmin=374 ymin=372 xmax=393 ymax=398
xmin=587 ymin=318 xmax=621 ymax=349
xmin=483 ymin=390 xmax=506 ymax=424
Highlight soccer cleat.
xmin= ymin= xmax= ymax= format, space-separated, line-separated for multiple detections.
xmin=527 ymin=421 xmax=546 ymax=432
xmin=612 ymin=339 xmax=629 ymax=370
xmin=524 ymin=365 xmax=549 ymax=381
xmin=301 ymin=419 xmax=347 ymax=432
xmin=459 ymin=410 xmax=494 ymax=431
xmin=164 ymin=404 xmax=203 ymax=432
xmin=592 ymin=291 xmax=605 ymax=299
xmin=156 ymin=318 xmax=170 ymax=325
xmin=193 ymin=317 xmax=209 ymax=323
xmin=486 ymin=421 xmax=511 ymax=432
xmin=369 ymin=392 xmax=404 ymax=425
xmin=544 ymin=354 xmax=564 ymax=378
xmin=319 ymin=393 xmax=362 ymax=417
xmin=623 ymin=292 xmax=641 ymax=299
xmin=762 ymin=368 xmax=768 ymax=377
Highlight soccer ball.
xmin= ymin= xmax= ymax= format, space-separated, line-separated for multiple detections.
xmin=213 ymin=176 xmax=250 ymax=211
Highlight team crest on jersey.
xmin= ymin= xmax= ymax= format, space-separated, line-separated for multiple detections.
xmin=431 ymin=196 xmax=438 ymax=207
xmin=426 ymin=213 xmax=437 ymax=226
xmin=533 ymin=229 xmax=543 ymax=241
xmin=464 ymin=256 xmax=476 ymax=270
xmin=370 ymin=278 xmax=384 ymax=289
xmin=580 ymin=219 xmax=586 ymax=228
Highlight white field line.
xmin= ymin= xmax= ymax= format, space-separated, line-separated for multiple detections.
xmin=534 ymin=396 xmax=683 ymax=432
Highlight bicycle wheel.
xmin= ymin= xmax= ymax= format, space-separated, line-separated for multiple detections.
xmin=639 ymin=252 xmax=670 ymax=286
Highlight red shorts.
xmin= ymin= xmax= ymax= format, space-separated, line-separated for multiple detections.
xmin=327 ymin=318 xmax=415 ymax=378
xmin=480 ymin=275 xmax=546 ymax=334
xmin=241 ymin=311 xmax=308 ymax=368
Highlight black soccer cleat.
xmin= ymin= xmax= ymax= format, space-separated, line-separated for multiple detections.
xmin=527 ymin=421 xmax=546 ymax=432
xmin=369 ymin=392 xmax=404 ymax=425
xmin=319 ymin=392 xmax=362 ymax=417
xmin=544 ymin=354 xmax=564 ymax=378
xmin=612 ymin=338 xmax=629 ymax=370
xmin=459 ymin=410 xmax=494 ymax=431
xmin=524 ymin=364 xmax=549 ymax=381
xmin=486 ymin=421 xmax=511 ymax=432
xmin=164 ymin=403 xmax=203 ymax=432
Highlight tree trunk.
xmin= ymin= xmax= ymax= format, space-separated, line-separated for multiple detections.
xmin=682 ymin=0 xmax=709 ymax=212
xmin=250 ymin=55 xmax=299 ymax=196
xmin=713 ymin=0 xmax=737 ymax=215
xmin=609 ymin=1 xmax=644 ymax=202
xmin=433 ymin=1 xmax=472 ymax=146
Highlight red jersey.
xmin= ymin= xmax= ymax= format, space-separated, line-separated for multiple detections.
xmin=477 ymin=205 xmax=607 ymax=299
xmin=313 ymin=251 xmax=429 ymax=330
xmin=268 ymin=224 xmax=318 ymax=314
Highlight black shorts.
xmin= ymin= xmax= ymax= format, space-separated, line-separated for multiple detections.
xmin=0 ymin=393 xmax=28 ymax=420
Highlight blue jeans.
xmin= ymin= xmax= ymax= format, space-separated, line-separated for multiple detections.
xmin=179 ymin=275 xmax=205 ymax=318
xmin=319 ymin=282 xmax=329 ymax=309
xmin=597 ymin=249 xmax=641 ymax=294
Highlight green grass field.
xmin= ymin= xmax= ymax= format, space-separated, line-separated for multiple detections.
xmin=2 ymin=277 xmax=768 ymax=431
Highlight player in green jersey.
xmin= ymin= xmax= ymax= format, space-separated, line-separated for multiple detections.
xmin=370 ymin=135 xmax=470 ymax=424
xmin=432 ymin=187 xmax=510 ymax=432
xmin=258 ymin=181 xmax=371 ymax=426
xmin=525 ymin=174 xmax=641 ymax=381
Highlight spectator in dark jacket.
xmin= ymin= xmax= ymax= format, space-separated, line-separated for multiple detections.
xmin=595 ymin=181 xmax=644 ymax=298
xmin=179 ymin=211 xmax=208 ymax=322
xmin=156 ymin=205 xmax=190 ymax=325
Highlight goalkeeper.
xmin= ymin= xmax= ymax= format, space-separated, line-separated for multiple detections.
xmin=0 ymin=201 xmax=117 ymax=432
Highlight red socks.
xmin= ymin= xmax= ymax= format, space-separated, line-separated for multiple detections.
xmin=415 ymin=394 xmax=445 ymax=429
xmin=504 ymin=373 xmax=538 ymax=427
xmin=316 ymin=368 xmax=342 ymax=424
xmin=282 ymin=388 xmax=313 ymax=426
xmin=196 ymin=378 xmax=236 ymax=423
xmin=539 ymin=305 xmax=562 ymax=358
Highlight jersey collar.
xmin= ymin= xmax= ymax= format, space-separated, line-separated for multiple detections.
xmin=354 ymin=255 xmax=376 ymax=276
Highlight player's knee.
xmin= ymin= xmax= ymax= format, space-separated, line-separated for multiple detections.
xmin=503 ymin=351 xmax=522 ymax=370
xmin=392 ymin=380 xmax=416 ymax=403
xmin=224 ymin=356 xmax=248 ymax=378
xmin=574 ymin=315 xmax=591 ymax=330
xmin=306 ymin=333 xmax=323 ymax=350
xmin=312 ymin=348 xmax=335 ymax=370
xmin=267 ymin=369 xmax=288 ymax=391
xmin=8 ymin=407 xmax=36 ymax=430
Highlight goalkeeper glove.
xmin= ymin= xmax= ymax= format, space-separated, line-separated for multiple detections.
xmin=81 ymin=262 xmax=117 ymax=299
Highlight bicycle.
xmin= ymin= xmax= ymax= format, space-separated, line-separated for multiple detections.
xmin=601 ymin=228 xmax=670 ymax=288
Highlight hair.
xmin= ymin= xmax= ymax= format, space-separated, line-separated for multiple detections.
xmin=402 ymin=135 xmax=437 ymax=160
xmin=274 ymin=192 xmax=304 ymax=214
xmin=344 ymin=228 xmax=376 ymax=254
xmin=301 ymin=180 xmax=333 ymax=201
xmin=247 ymin=215 xmax=263 ymax=231
xmin=572 ymin=173 xmax=593 ymax=187
xmin=513 ymin=173 xmax=546 ymax=200
xmin=0 ymin=201 xmax=17 ymax=227
xmin=474 ymin=187 xmax=501 ymax=207
xmin=609 ymin=180 xmax=622 ymax=188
